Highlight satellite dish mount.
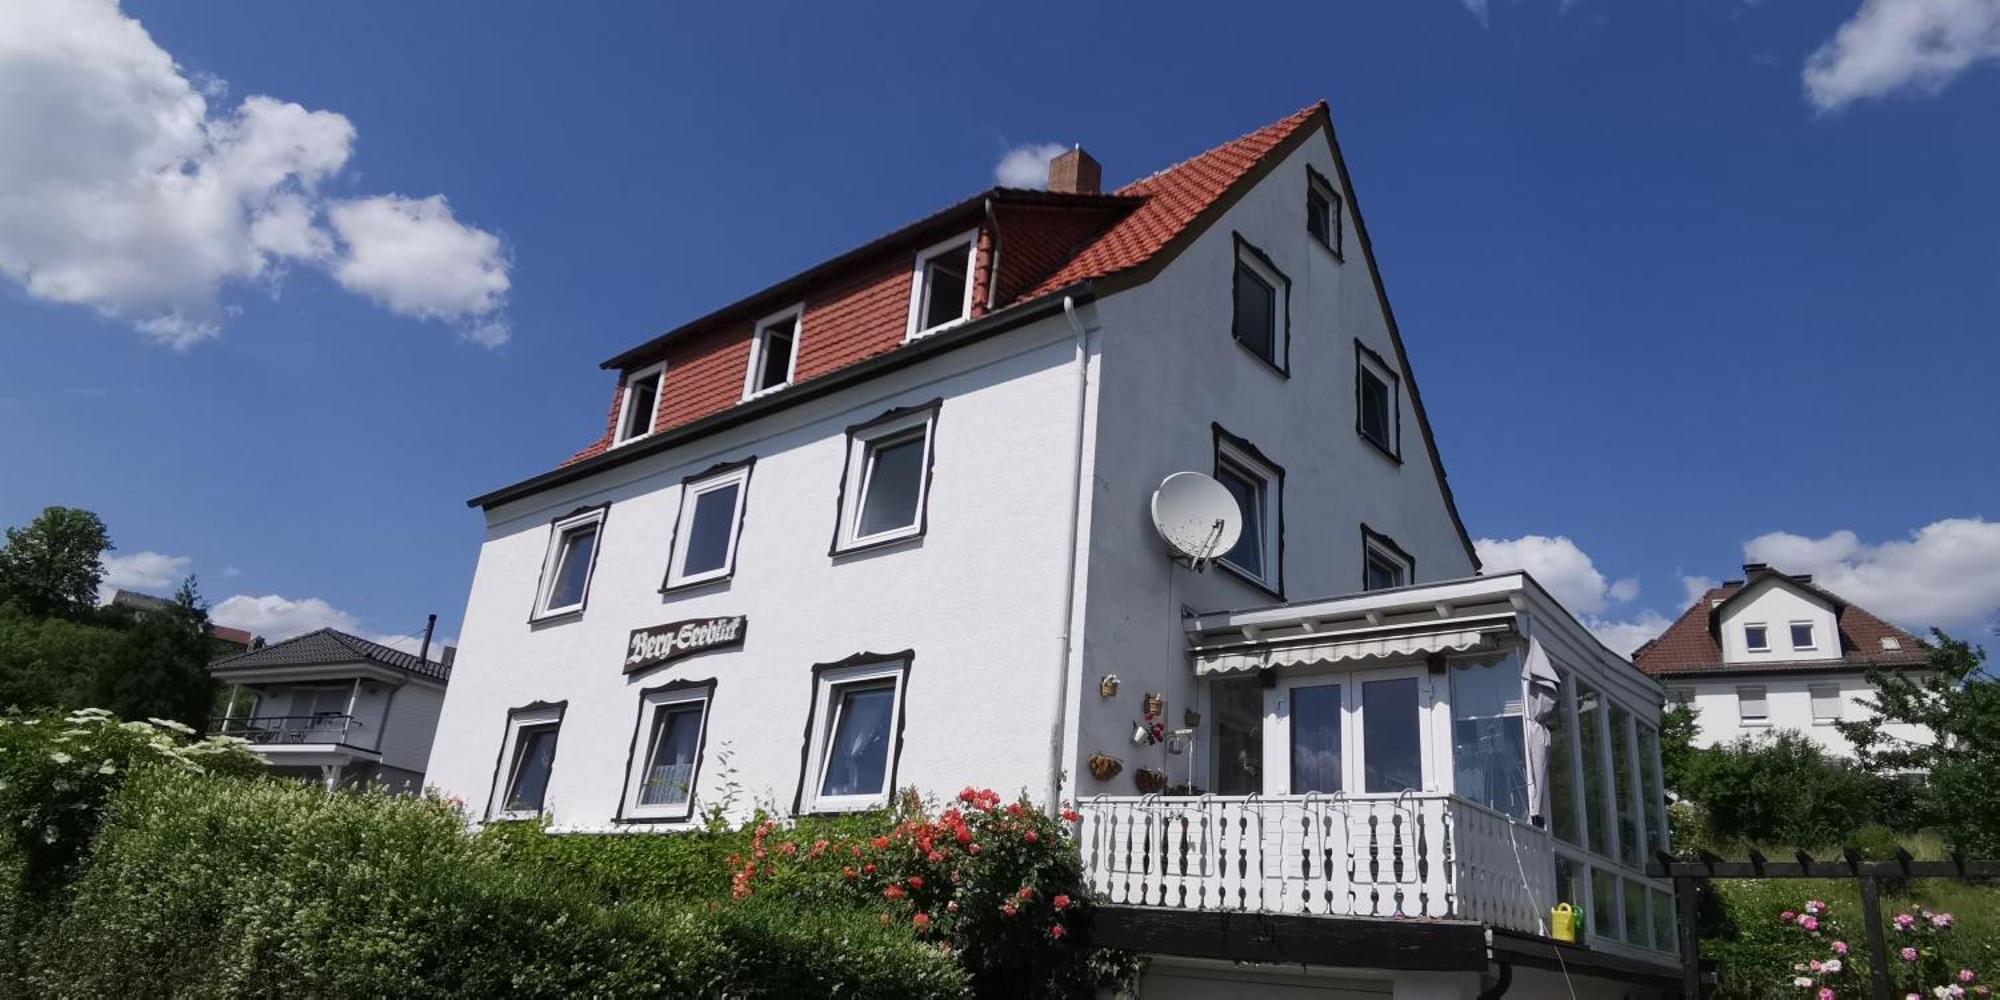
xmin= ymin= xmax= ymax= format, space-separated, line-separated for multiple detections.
xmin=1149 ymin=471 xmax=1243 ymax=573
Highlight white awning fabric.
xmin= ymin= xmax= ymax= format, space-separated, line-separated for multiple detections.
xmin=1191 ymin=622 xmax=1514 ymax=676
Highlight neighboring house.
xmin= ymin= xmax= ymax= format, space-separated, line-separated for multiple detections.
xmin=211 ymin=628 xmax=453 ymax=793
xmin=427 ymin=103 xmax=1677 ymax=996
xmin=108 ymin=588 xmax=257 ymax=655
xmin=1633 ymin=563 xmax=1930 ymax=755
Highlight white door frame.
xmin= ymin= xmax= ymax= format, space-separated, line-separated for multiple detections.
xmin=1263 ymin=664 xmax=1437 ymax=796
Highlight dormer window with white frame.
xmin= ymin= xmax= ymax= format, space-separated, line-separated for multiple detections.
xmin=1213 ymin=425 xmax=1284 ymax=595
xmin=797 ymin=654 xmax=909 ymax=814
xmin=1743 ymin=623 xmax=1769 ymax=652
xmin=662 ymin=460 xmax=753 ymax=591
xmin=832 ymin=401 xmax=940 ymax=554
xmin=532 ymin=505 xmax=607 ymax=621
xmin=744 ymin=304 xmax=801 ymax=399
xmin=1789 ymin=621 xmax=1816 ymax=651
xmin=905 ymin=229 xmax=977 ymax=340
xmin=1356 ymin=341 xmax=1402 ymax=461
xmin=615 ymin=363 xmax=665 ymax=446
xmin=1231 ymin=234 xmax=1290 ymax=372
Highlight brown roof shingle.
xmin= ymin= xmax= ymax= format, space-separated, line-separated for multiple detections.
xmin=1633 ymin=574 xmax=1927 ymax=678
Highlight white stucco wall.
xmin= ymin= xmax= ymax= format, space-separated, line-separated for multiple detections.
xmin=1666 ymin=671 xmax=1929 ymax=755
xmin=1065 ymin=121 xmax=1480 ymax=800
xmin=425 ymin=323 xmax=1089 ymax=828
xmin=376 ymin=680 xmax=447 ymax=775
xmin=1715 ymin=578 xmax=1841 ymax=664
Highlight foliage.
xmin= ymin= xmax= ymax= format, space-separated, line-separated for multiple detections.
xmin=1673 ymin=729 xmax=1890 ymax=847
xmin=0 ymin=707 xmax=260 ymax=897
xmin=1701 ymin=877 xmax=2000 ymax=999
xmin=8 ymin=768 xmax=967 ymax=998
xmin=0 ymin=607 xmax=126 ymax=714
xmin=1659 ymin=699 xmax=1700 ymax=796
xmin=0 ymin=507 xmax=111 ymax=621
xmin=1839 ymin=631 xmax=2000 ymax=855
xmin=90 ymin=578 xmax=218 ymax=728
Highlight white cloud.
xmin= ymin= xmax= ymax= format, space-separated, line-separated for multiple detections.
xmin=327 ymin=194 xmax=510 ymax=345
xmin=1803 ymin=0 xmax=2000 ymax=111
xmin=0 ymin=0 xmax=508 ymax=346
xmin=994 ymin=142 xmax=1068 ymax=189
xmin=1590 ymin=610 xmax=1674 ymax=658
xmin=209 ymin=592 xmax=450 ymax=656
xmin=1477 ymin=534 xmax=1672 ymax=656
xmin=222 ymin=565 xmax=243 ymax=578
xmin=1682 ymin=575 xmax=1721 ymax=603
xmin=1607 ymin=577 xmax=1640 ymax=603
xmin=97 ymin=550 xmax=191 ymax=601
xmin=1461 ymin=0 xmax=1491 ymax=26
xmin=1744 ymin=518 xmax=2000 ymax=634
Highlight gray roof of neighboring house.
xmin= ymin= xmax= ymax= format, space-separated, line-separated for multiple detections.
xmin=209 ymin=628 xmax=452 ymax=683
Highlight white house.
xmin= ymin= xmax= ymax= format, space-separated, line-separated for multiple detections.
xmin=1634 ymin=563 xmax=1929 ymax=755
xmin=427 ymin=103 xmax=1677 ymax=997
xmin=211 ymin=628 xmax=453 ymax=792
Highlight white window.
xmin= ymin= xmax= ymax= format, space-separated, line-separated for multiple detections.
xmin=1736 ymin=685 xmax=1768 ymax=725
xmin=663 ymin=462 xmax=752 ymax=590
xmin=744 ymin=304 xmax=801 ymax=398
xmin=490 ymin=703 xmax=564 ymax=821
xmin=1356 ymin=342 xmax=1401 ymax=458
xmin=532 ymin=506 xmax=606 ymax=619
xmin=615 ymin=363 xmax=665 ymax=445
xmin=1231 ymin=236 xmax=1289 ymax=370
xmin=1362 ymin=528 xmax=1412 ymax=591
xmin=800 ymin=657 xmax=908 ymax=813
xmin=1809 ymin=683 xmax=1843 ymax=725
xmin=833 ymin=403 xmax=938 ymax=552
xmin=1744 ymin=623 xmax=1769 ymax=652
xmin=1790 ymin=622 xmax=1817 ymax=651
xmin=621 ymin=684 xmax=711 ymax=822
xmin=1306 ymin=168 xmax=1343 ymax=257
xmin=905 ymin=230 xmax=977 ymax=340
xmin=1214 ymin=429 xmax=1283 ymax=592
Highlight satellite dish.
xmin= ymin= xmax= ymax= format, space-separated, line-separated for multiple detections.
xmin=1151 ymin=471 xmax=1242 ymax=568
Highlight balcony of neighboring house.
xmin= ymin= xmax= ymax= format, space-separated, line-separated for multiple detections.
xmin=1080 ymin=575 xmax=1681 ymax=991
xmin=208 ymin=627 xmax=453 ymax=793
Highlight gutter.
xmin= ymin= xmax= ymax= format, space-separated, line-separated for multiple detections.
xmin=470 ymin=283 xmax=1097 ymax=510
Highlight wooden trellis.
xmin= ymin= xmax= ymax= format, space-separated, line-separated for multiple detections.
xmin=1650 ymin=848 xmax=2000 ymax=999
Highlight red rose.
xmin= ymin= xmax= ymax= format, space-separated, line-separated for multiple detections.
xmin=913 ymin=912 xmax=932 ymax=929
xmin=863 ymin=863 xmax=876 ymax=874
xmin=842 ymin=867 xmax=858 ymax=880
xmin=1050 ymin=925 xmax=1067 ymax=940
xmin=1025 ymin=830 xmax=1040 ymax=844
xmin=1017 ymin=887 xmax=1035 ymax=900
xmin=1053 ymin=894 xmax=1072 ymax=910
xmin=908 ymin=876 xmax=925 ymax=889
xmin=884 ymin=885 xmax=906 ymax=900
xmin=871 ymin=836 xmax=890 ymax=850
xmin=1061 ymin=808 xmax=1080 ymax=822
xmin=1001 ymin=903 xmax=1018 ymax=918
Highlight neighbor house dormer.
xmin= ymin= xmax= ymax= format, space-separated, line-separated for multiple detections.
xmin=1714 ymin=564 xmax=1844 ymax=664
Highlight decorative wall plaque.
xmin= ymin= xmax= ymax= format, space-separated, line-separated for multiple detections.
xmin=623 ymin=616 xmax=747 ymax=674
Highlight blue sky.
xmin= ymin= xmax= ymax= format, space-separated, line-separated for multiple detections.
xmin=3 ymin=0 xmax=1997 ymax=652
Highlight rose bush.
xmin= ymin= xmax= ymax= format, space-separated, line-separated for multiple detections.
xmin=1771 ymin=897 xmax=1988 ymax=1000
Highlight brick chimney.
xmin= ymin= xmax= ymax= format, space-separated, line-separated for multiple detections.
xmin=1047 ymin=146 xmax=1101 ymax=195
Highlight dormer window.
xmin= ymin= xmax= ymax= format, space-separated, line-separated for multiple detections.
xmin=1790 ymin=622 xmax=1816 ymax=651
xmin=1306 ymin=167 xmax=1343 ymax=258
xmin=1881 ymin=636 xmax=1902 ymax=652
xmin=616 ymin=363 xmax=665 ymax=445
xmin=906 ymin=230 xmax=977 ymax=340
xmin=1744 ymin=623 xmax=1769 ymax=652
xmin=745 ymin=305 xmax=801 ymax=398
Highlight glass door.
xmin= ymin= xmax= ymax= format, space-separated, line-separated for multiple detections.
xmin=1265 ymin=666 xmax=1431 ymax=795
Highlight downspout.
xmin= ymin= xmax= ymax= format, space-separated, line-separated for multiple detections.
xmin=1476 ymin=961 xmax=1514 ymax=999
xmin=1046 ymin=294 xmax=1092 ymax=809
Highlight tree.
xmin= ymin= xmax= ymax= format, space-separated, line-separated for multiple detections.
xmin=1658 ymin=700 xmax=1699 ymax=796
xmin=1837 ymin=631 xmax=2000 ymax=854
xmin=0 ymin=507 xmax=112 ymax=620
xmin=95 ymin=578 xmax=217 ymax=730
xmin=1675 ymin=729 xmax=1882 ymax=847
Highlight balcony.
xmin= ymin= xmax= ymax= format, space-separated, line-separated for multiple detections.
xmin=214 ymin=714 xmax=370 ymax=750
xmin=1078 ymin=792 xmax=1554 ymax=937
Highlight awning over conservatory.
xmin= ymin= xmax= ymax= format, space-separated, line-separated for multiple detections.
xmin=1190 ymin=618 xmax=1517 ymax=676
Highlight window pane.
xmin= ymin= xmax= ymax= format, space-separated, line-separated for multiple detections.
xmin=1651 ymin=888 xmax=1676 ymax=952
xmin=1610 ymin=703 xmax=1639 ymax=863
xmin=1360 ymin=369 xmax=1390 ymax=446
xmin=1451 ymin=654 xmax=1528 ymax=818
xmin=758 ymin=326 xmax=794 ymax=390
xmin=1791 ymin=622 xmax=1815 ymax=649
xmin=546 ymin=525 xmax=597 ymax=610
xmin=1745 ymin=625 xmax=1768 ymax=650
xmin=1290 ymin=683 xmax=1342 ymax=793
xmin=1306 ymin=188 xmax=1331 ymax=245
xmin=1212 ymin=675 xmax=1263 ymax=795
xmin=1810 ymin=684 xmax=1842 ymax=723
xmin=1548 ymin=675 xmax=1582 ymax=845
xmin=1576 ymin=683 xmax=1611 ymax=856
xmin=638 ymin=704 xmax=704 ymax=807
xmin=1591 ymin=867 xmax=1620 ymax=941
xmin=1554 ymin=854 xmax=1584 ymax=911
xmin=1362 ymin=676 xmax=1422 ymax=793
xmin=681 ymin=483 xmax=739 ymax=576
xmin=1737 ymin=685 xmax=1767 ymax=721
xmin=819 ymin=683 xmax=896 ymax=798
xmin=857 ymin=433 xmax=925 ymax=537
xmin=1624 ymin=879 xmax=1649 ymax=946
xmin=1232 ymin=261 xmax=1275 ymax=361
xmin=1639 ymin=724 xmax=1666 ymax=856
xmin=624 ymin=373 xmax=659 ymax=439
xmin=1365 ymin=552 xmax=1403 ymax=591
xmin=1217 ymin=465 xmax=1263 ymax=577
xmin=505 ymin=725 xmax=559 ymax=812
xmin=921 ymin=247 xmax=969 ymax=330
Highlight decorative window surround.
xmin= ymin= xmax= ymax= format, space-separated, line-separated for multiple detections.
xmin=531 ymin=505 xmax=608 ymax=621
xmin=617 ymin=679 xmax=715 ymax=823
xmin=1360 ymin=524 xmax=1414 ymax=591
xmin=489 ymin=701 xmax=566 ymax=822
xmin=1306 ymin=165 xmax=1344 ymax=260
xmin=830 ymin=400 xmax=941 ymax=555
xmin=794 ymin=652 xmax=912 ymax=814
xmin=744 ymin=304 xmax=802 ymax=400
xmin=614 ymin=362 xmax=666 ymax=446
xmin=905 ymin=229 xmax=978 ymax=341
xmin=1230 ymin=234 xmax=1290 ymax=374
xmin=661 ymin=459 xmax=754 ymax=592
xmin=1355 ymin=341 xmax=1402 ymax=462
xmin=1212 ymin=424 xmax=1285 ymax=597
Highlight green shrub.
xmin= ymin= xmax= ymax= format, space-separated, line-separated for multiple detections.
xmin=1701 ymin=881 xmax=1999 ymax=999
xmin=1676 ymin=730 xmax=1892 ymax=847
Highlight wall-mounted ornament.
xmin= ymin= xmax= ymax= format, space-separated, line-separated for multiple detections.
xmin=1134 ymin=767 xmax=1169 ymax=794
xmin=1142 ymin=691 xmax=1165 ymax=720
xmin=1087 ymin=752 xmax=1124 ymax=781
xmin=1131 ymin=719 xmax=1167 ymax=746
xmin=1183 ymin=708 xmax=1202 ymax=728
xmin=1098 ymin=674 xmax=1120 ymax=698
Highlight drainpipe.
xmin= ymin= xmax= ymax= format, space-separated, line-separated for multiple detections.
xmin=1046 ymin=293 xmax=1092 ymax=809
xmin=1476 ymin=961 xmax=1513 ymax=999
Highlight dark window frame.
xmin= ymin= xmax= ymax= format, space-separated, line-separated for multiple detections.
xmin=829 ymin=399 xmax=943 ymax=557
xmin=1306 ymin=165 xmax=1345 ymax=260
xmin=1359 ymin=524 xmax=1416 ymax=591
xmin=615 ymin=678 xmax=717 ymax=824
xmin=660 ymin=457 xmax=757 ymax=594
xmin=529 ymin=504 xmax=610 ymax=624
xmin=1211 ymin=423 xmax=1286 ymax=599
xmin=790 ymin=650 xmax=915 ymax=815
xmin=485 ymin=700 xmax=568 ymax=822
xmin=1354 ymin=340 xmax=1403 ymax=463
xmin=1229 ymin=233 xmax=1291 ymax=377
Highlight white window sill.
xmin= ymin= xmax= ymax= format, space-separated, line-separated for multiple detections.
xmin=805 ymin=794 xmax=891 ymax=815
xmin=611 ymin=433 xmax=653 ymax=449
xmin=664 ymin=567 xmax=732 ymax=591
xmin=532 ymin=603 xmax=585 ymax=623
xmin=743 ymin=382 xmax=793 ymax=402
xmin=1740 ymin=720 xmax=1770 ymax=728
xmin=837 ymin=524 xmax=921 ymax=553
xmin=491 ymin=810 xmax=543 ymax=823
xmin=905 ymin=317 xmax=969 ymax=343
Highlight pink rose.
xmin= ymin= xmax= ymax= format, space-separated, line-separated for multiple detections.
xmin=1902 ymin=947 xmax=1918 ymax=962
xmin=1803 ymin=916 xmax=1820 ymax=932
xmin=1965 ymin=971 xmax=1980 ymax=984
xmin=1833 ymin=941 xmax=1849 ymax=956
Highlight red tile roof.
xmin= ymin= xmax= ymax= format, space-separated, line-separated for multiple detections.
xmin=1633 ymin=574 xmax=1928 ymax=678
xmin=560 ymin=103 xmax=1328 ymax=468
